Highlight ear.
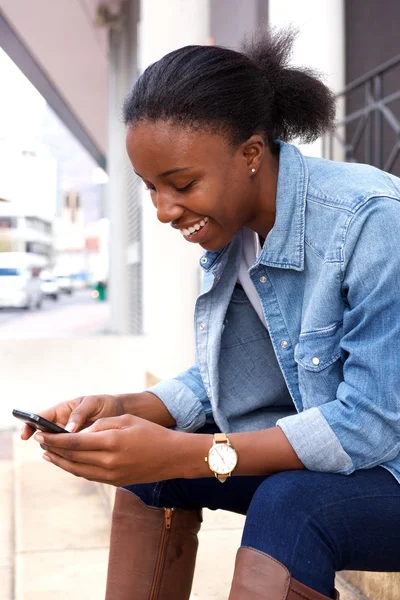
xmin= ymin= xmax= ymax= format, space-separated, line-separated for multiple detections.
xmin=241 ymin=134 xmax=265 ymax=175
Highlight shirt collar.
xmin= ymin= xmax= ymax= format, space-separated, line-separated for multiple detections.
xmin=258 ymin=141 xmax=308 ymax=271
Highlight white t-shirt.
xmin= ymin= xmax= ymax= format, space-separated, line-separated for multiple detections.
xmin=237 ymin=228 xmax=268 ymax=328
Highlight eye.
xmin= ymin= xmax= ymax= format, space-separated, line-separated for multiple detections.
xmin=175 ymin=181 xmax=196 ymax=193
xmin=144 ymin=184 xmax=156 ymax=192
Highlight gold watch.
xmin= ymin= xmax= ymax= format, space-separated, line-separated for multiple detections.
xmin=205 ymin=433 xmax=238 ymax=483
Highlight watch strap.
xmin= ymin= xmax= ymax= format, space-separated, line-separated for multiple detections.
xmin=214 ymin=432 xmax=228 ymax=444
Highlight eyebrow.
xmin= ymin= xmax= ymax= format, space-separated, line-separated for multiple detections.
xmin=135 ymin=167 xmax=192 ymax=179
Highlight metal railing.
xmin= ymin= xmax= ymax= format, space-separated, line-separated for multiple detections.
xmin=323 ymin=54 xmax=400 ymax=173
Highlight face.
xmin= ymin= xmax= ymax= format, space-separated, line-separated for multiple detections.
xmin=126 ymin=120 xmax=271 ymax=251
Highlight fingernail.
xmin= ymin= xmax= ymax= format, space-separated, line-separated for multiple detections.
xmin=34 ymin=434 xmax=44 ymax=443
xmin=65 ymin=422 xmax=76 ymax=432
xmin=42 ymin=453 xmax=51 ymax=462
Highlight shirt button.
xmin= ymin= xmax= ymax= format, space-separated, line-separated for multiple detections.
xmin=281 ymin=340 xmax=289 ymax=349
xmin=259 ymin=276 xmax=267 ymax=283
xmin=215 ymin=275 xmax=221 ymax=280
xmin=200 ymin=257 xmax=208 ymax=264
xmin=199 ymin=323 xmax=205 ymax=331
xmin=312 ymin=357 xmax=320 ymax=366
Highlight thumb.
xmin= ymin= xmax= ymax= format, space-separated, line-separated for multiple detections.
xmin=65 ymin=395 xmax=103 ymax=432
xmin=65 ymin=420 xmax=78 ymax=432
xmin=65 ymin=404 xmax=91 ymax=433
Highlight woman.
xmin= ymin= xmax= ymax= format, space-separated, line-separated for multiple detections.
xmin=23 ymin=29 xmax=400 ymax=599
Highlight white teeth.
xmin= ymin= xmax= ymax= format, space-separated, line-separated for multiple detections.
xmin=180 ymin=217 xmax=209 ymax=236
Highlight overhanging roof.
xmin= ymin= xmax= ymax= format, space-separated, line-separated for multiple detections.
xmin=0 ymin=0 xmax=108 ymax=168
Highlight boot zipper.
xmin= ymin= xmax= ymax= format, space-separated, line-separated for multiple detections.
xmin=149 ymin=508 xmax=174 ymax=600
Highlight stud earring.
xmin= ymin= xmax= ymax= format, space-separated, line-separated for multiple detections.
xmin=251 ymin=168 xmax=256 ymax=173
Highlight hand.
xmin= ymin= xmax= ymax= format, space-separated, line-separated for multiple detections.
xmin=21 ymin=395 xmax=124 ymax=440
xmin=34 ymin=414 xmax=182 ymax=486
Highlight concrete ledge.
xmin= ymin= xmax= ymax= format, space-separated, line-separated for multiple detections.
xmin=145 ymin=370 xmax=161 ymax=388
xmin=96 ymin=482 xmax=116 ymax=518
xmin=341 ymin=571 xmax=400 ymax=600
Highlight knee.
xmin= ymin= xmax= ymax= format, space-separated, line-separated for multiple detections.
xmin=243 ymin=470 xmax=333 ymax=546
xmin=248 ymin=471 xmax=312 ymax=520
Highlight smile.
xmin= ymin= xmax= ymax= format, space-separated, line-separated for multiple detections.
xmin=179 ymin=216 xmax=209 ymax=237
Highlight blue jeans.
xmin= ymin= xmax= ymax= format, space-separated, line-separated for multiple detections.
xmin=124 ymin=425 xmax=400 ymax=597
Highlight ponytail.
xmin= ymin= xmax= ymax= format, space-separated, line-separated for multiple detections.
xmin=242 ymin=28 xmax=336 ymax=144
xmin=123 ymin=27 xmax=336 ymax=149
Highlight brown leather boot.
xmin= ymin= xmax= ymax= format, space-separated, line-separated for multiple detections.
xmin=105 ymin=487 xmax=202 ymax=600
xmin=228 ymin=547 xmax=340 ymax=599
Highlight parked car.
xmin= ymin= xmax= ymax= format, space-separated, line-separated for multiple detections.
xmin=55 ymin=273 xmax=73 ymax=295
xmin=40 ymin=271 xmax=60 ymax=301
xmin=0 ymin=263 xmax=43 ymax=309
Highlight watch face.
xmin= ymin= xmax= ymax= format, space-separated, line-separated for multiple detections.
xmin=208 ymin=444 xmax=238 ymax=475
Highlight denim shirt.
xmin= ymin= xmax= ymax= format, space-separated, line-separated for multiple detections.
xmin=148 ymin=142 xmax=400 ymax=483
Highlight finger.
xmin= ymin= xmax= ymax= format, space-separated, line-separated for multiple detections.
xmin=34 ymin=428 xmax=116 ymax=451
xmin=41 ymin=444 xmax=112 ymax=467
xmin=21 ymin=423 xmax=36 ymax=440
xmin=43 ymin=451 xmax=114 ymax=483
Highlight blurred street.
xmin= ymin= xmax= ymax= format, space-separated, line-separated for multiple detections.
xmin=0 ymin=289 xmax=109 ymax=339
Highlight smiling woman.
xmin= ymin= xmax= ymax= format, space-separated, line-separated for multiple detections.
xmin=124 ymin=29 xmax=335 ymax=254
xmin=22 ymin=27 xmax=400 ymax=600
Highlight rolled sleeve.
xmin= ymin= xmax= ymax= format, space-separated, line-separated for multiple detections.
xmin=146 ymin=364 xmax=209 ymax=432
xmin=277 ymin=408 xmax=353 ymax=473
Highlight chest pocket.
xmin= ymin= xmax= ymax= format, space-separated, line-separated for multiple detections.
xmin=294 ymin=322 xmax=344 ymax=407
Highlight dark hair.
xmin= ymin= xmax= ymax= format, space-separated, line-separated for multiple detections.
xmin=123 ymin=28 xmax=336 ymax=150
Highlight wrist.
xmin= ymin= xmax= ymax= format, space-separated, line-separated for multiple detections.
xmin=172 ymin=432 xmax=214 ymax=479
xmin=116 ymin=392 xmax=176 ymax=428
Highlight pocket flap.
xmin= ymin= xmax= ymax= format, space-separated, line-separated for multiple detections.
xmin=294 ymin=322 xmax=343 ymax=372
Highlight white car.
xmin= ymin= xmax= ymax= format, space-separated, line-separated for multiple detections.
xmin=40 ymin=271 xmax=60 ymax=301
xmin=0 ymin=265 xmax=43 ymax=309
xmin=56 ymin=274 xmax=73 ymax=295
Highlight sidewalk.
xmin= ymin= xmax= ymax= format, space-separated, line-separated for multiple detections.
xmin=0 ymin=337 xmax=365 ymax=599
xmin=1 ymin=429 xmax=245 ymax=600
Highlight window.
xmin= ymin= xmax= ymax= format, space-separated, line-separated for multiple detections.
xmin=0 ymin=217 xmax=16 ymax=229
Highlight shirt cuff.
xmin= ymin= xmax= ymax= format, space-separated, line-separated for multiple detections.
xmin=277 ymin=407 xmax=353 ymax=473
xmin=145 ymin=378 xmax=207 ymax=432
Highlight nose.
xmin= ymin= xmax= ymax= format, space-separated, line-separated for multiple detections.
xmin=155 ymin=193 xmax=184 ymax=224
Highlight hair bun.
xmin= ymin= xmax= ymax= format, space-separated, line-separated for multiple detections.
xmin=242 ymin=27 xmax=336 ymax=143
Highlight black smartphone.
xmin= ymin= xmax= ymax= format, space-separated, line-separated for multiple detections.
xmin=12 ymin=409 xmax=68 ymax=434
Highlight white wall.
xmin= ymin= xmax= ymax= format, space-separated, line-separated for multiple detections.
xmin=268 ymin=0 xmax=345 ymax=157
xmin=139 ymin=0 xmax=211 ymax=379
